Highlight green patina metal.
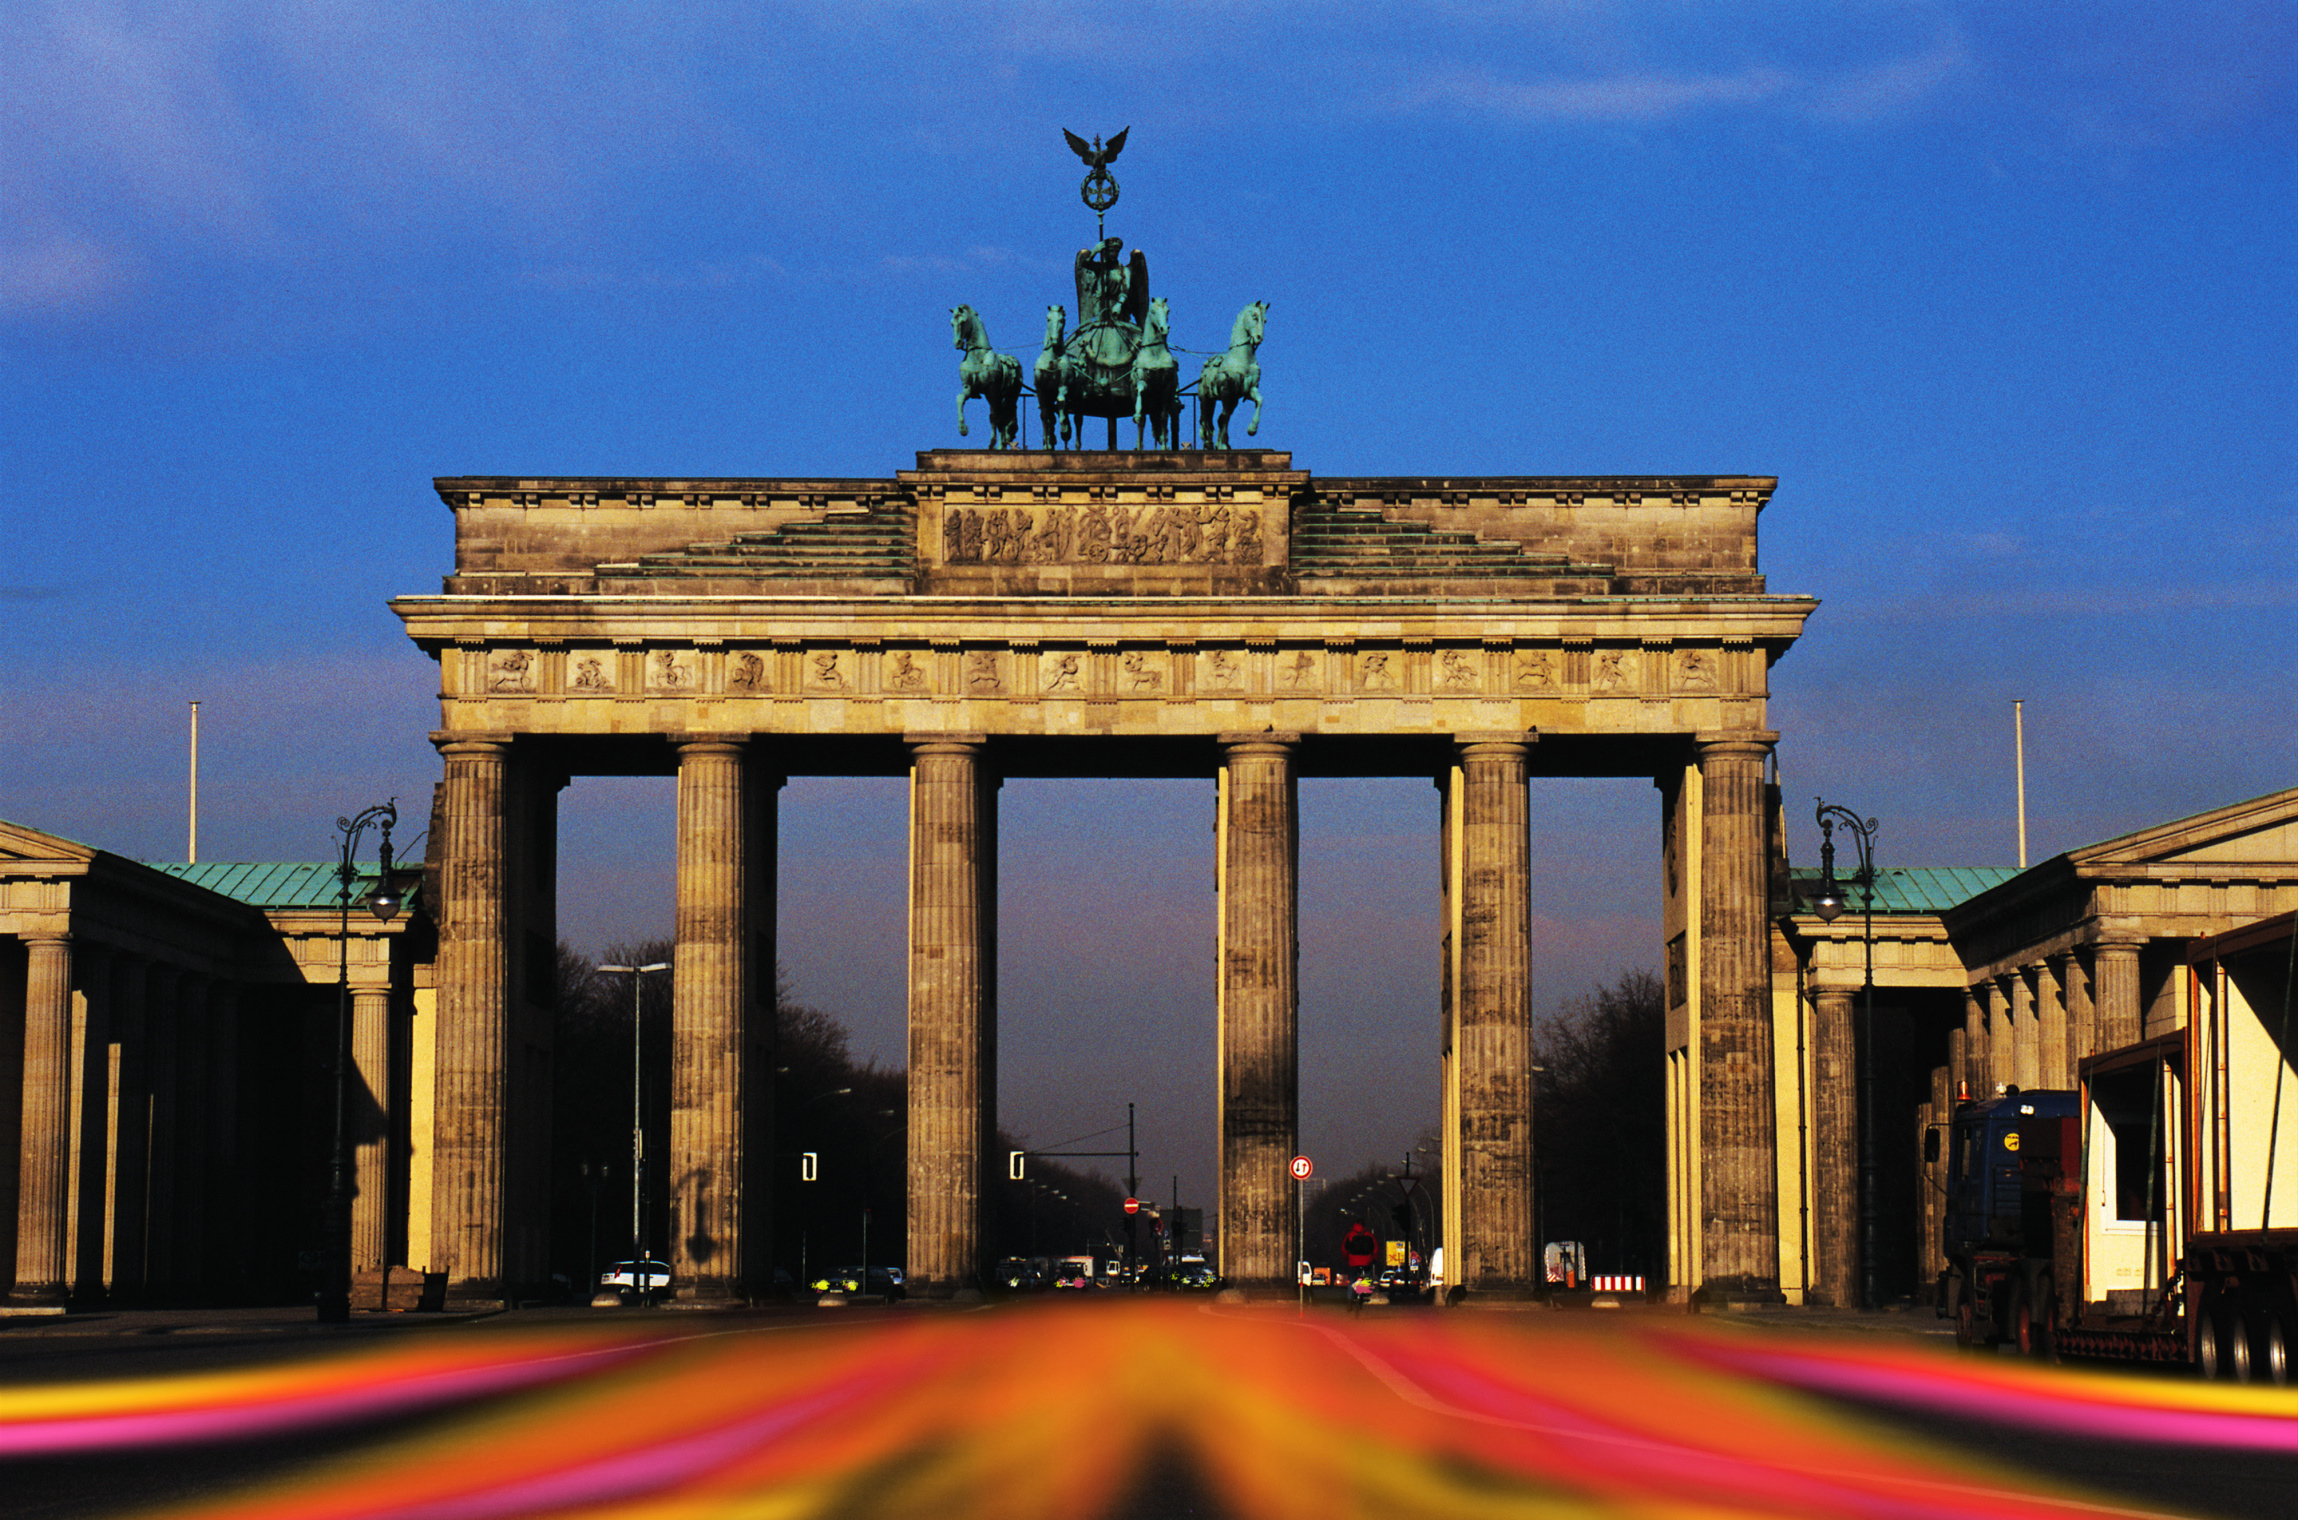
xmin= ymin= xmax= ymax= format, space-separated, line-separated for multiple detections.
xmin=948 ymin=128 xmax=1269 ymax=452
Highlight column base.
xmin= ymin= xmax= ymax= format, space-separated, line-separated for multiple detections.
xmin=1450 ymin=1285 xmax=1543 ymax=1308
xmin=1693 ymin=1277 xmax=1788 ymax=1309
xmin=0 ymin=1301 xmax=69 ymax=1317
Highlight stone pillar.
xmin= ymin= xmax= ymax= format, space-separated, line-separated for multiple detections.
xmin=69 ymin=946 xmax=113 ymax=1301
xmin=431 ymin=738 xmax=512 ymax=1299
xmin=1985 ymin=979 xmax=2013 ymax=1094
xmin=2059 ymin=951 xmax=2094 ymax=1073
xmin=11 ymin=935 xmax=74 ymax=1308
xmin=1945 ymin=1028 xmax=1968 ymax=1106
xmin=1961 ymin=987 xmax=1985 ymax=1101
xmin=2093 ymin=940 xmax=2142 ymax=1054
xmin=906 ymin=738 xmax=996 ymax=1297
xmin=1217 ymin=734 xmax=1298 ymax=1293
xmin=173 ymin=975 xmax=210 ymax=1297
xmin=670 ymin=739 xmax=754 ymax=1303
xmin=1450 ymin=737 xmax=1535 ymax=1296
xmin=350 ymin=985 xmax=394 ymax=1273
xmin=1696 ymin=736 xmax=1780 ymax=1297
xmin=143 ymin=965 xmax=180 ymax=1299
xmin=204 ymin=983 xmax=240 ymax=1290
xmin=2034 ymin=961 xmax=2068 ymax=1089
xmin=2009 ymin=969 xmax=2039 ymax=1091
xmin=105 ymin=956 xmax=149 ymax=1301
xmin=1809 ymin=986 xmax=1857 ymax=1306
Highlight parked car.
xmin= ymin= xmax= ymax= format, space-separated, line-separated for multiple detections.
xmin=811 ymin=1265 xmax=905 ymax=1300
xmin=599 ymin=1259 xmax=672 ymax=1303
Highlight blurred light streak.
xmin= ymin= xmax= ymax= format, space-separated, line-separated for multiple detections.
xmin=2 ymin=1304 xmax=2282 ymax=1518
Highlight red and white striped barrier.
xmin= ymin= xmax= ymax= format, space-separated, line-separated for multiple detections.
xmin=1591 ymin=1275 xmax=1645 ymax=1293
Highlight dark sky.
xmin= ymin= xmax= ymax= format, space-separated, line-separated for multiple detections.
xmin=6 ymin=2 xmax=2293 ymax=1210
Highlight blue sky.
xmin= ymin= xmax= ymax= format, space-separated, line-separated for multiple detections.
xmin=5 ymin=2 xmax=2293 ymax=1212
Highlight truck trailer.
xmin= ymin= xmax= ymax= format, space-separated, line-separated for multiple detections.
xmin=1940 ymin=912 xmax=2296 ymax=1380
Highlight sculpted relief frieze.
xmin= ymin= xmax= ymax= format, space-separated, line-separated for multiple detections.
xmin=453 ymin=637 xmax=1751 ymax=720
xmin=940 ymin=502 xmax=1266 ymax=566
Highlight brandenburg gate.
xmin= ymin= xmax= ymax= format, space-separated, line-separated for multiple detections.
xmin=393 ymin=450 xmax=1815 ymax=1303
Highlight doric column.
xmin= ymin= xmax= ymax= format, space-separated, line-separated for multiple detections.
xmin=1985 ymin=979 xmax=2013 ymax=1094
xmin=203 ymin=982 xmax=240 ymax=1289
xmin=105 ymin=956 xmax=150 ymax=1301
xmin=1961 ymin=987 xmax=1985 ymax=1101
xmin=350 ymin=985 xmax=394 ymax=1273
xmin=2059 ymin=951 xmax=2094 ymax=1072
xmin=1449 ymin=737 xmax=1535 ymax=1296
xmin=2034 ymin=961 xmax=2068 ymax=1089
xmin=11 ymin=934 xmax=74 ymax=1308
xmin=1217 ymin=734 xmax=1299 ymax=1293
xmin=1809 ymin=986 xmax=1857 ymax=1306
xmin=1696 ymin=735 xmax=1780 ymax=1297
xmin=143 ymin=964 xmax=181 ymax=1298
xmin=69 ymin=946 xmax=113 ymax=1301
xmin=2093 ymin=939 xmax=2143 ymax=1053
xmin=2010 ymin=969 xmax=2039 ymax=1091
xmin=906 ymin=737 xmax=996 ymax=1297
xmin=173 ymin=975 xmax=210 ymax=1297
xmin=431 ymin=738 xmax=512 ymax=1299
xmin=1945 ymin=1027 xmax=1968 ymax=1107
xmin=669 ymin=738 xmax=755 ymax=1303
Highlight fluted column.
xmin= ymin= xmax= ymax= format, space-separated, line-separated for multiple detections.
xmin=2059 ymin=951 xmax=2094 ymax=1073
xmin=2093 ymin=940 xmax=2143 ymax=1053
xmin=1697 ymin=736 xmax=1780 ymax=1296
xmin=173 ymin=975 xmax=210 ymax=1297
xmin=1450 ymin=737 xmax=1535 ymax=1296
xmin=907 ymin=738 xmax=996 ymax=1296
xmin=10 ymin=935 xmax=74 ymax=1308
xmin=1810 ymin=986 xmax=1857 ymax=1305
xmin=1961 ymin=988 xmax=1986 ymax=1100
xmin=2010 ymin=970 xmax=2039 ymax=1091
xmin=143 ymin=965 xmax=181 ymax=1299
xmin=1985 ymin=979 xmax=2013 ymax=1095
xmin=1217 ymin=734 xmax=1299 ymax=1292
xmin=431 ymin=738 xmax=511 ymax=1298
xmin=350 ymin=985 xmax=394 ymax=1273
xmin=670 ymin=739 xmax=752 ymax=1303
xmin=69 ymin=946 xmax=113 ymax=1301
xmin=105 ymin=956 xmax=150 ymax=1301
xmin=2034 ymin=961 xmax=2068 ymax=1089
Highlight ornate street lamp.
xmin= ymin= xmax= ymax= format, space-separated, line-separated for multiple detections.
xmin=598 ymin=960 xmax=669 ymax=1301
xmin=1814 ymin=798 xmax=1880 ymax=1312
xmin=322 ymin=801 xmax=401 ymax=1323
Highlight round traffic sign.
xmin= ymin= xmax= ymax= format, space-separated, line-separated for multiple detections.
xmin=1123 ymin=1196 xmax=1140 ymax=1215
xmin=1289 ymin=1155 xmax=1313 ymax=1181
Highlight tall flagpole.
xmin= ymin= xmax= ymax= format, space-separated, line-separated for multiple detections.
xmin=188 ymin=699 xmax=201 ymax=863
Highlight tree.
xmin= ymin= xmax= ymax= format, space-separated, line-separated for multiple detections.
xmin=1534 ymin=968 xmax=1667 ymax=1281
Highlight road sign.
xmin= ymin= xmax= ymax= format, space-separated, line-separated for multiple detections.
xmin=1009 ymin=1150 xmax=1026 ymax=1180
xmin=1289 ymin=1155 xmax=1313 ymax=1181
xmin=800 ymin=1151 xmax=818 ymax=1182
xmin=1123 ymin=1196 xmax=1140 ymax=1215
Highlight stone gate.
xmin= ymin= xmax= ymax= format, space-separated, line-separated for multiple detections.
xmin=392 ymin=449 xmax=1815 ymax=1302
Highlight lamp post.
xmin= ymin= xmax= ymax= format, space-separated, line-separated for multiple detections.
xmin=598 ymin=959 xmax=669 ymax=1300
xmin=322 ymin=801 xmax=402 ymax=1324
xmin=1813 ymin=799 xmax=1880 ymax=1312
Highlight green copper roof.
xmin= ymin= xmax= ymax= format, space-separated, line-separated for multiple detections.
xmin=1787 ymin=865 xmax=2019 ymax=914
xmin=149 ymin=861 xmax=408 ymax=910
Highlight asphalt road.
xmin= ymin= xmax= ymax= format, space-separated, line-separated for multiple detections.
xmin=2 ymin=1304 xmax=2288 ymax=1520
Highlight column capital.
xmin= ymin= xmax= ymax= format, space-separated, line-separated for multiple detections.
xmin=1218 ymin=731 xmax=1300 ymax=758
xmin=2089 ymin=933 xmax=2146 ymax=954
xmin=1454 ymin=733 xmax=1534 ymax=763
xmin=432 ymin=733 xmax=514 ymax=757
xmin=905 ymin=732 xmax=989 ymax=755
xmin=1694 ymin=729 xmax=1779 ymax=755
xmin=672 ymin=736 xmax=748 ymax=758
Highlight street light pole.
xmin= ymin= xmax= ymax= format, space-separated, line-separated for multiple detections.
xmin=322 ymin=801 xmax=401 ymax=1324
xmin=598 ymin=960 xmax=669 ymax=1299
xmin=1814 ymin=799 xmax=1881 ymax=1312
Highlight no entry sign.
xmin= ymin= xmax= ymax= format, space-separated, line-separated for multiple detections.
xmin=1122 ymin=1196 xmax=1140 ymax=1215
xmin=1289 ymin=1155 xmax=1313 ymax=1181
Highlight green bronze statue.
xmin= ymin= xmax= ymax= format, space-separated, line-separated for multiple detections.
xmin=1131 ymin=296 xmax=1183 ymax=450
xmin=950 ymin=305 xmax=1022 ymax=450
xmin=1197 ymin=301 xmax=1267 ymax=449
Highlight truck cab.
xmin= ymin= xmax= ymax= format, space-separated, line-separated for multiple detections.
xmin=1941 ymin=1088 xmax=2080 ymax=1350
